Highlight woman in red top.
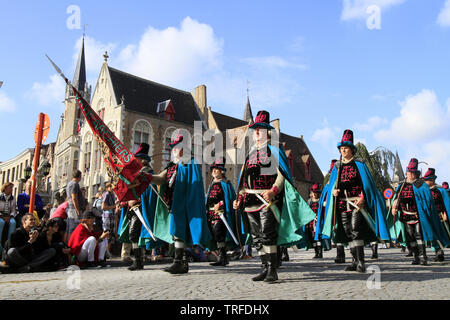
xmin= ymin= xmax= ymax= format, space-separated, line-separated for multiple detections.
xmin=68 ymin=211 xmax=110 ymax=268
xmin=50 ymin=201 xmax=68 ymax=219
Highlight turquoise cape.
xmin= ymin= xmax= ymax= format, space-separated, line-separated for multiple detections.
xmin=152 ymin=159 xmax=213 ymax=248
xmin=237 ymin=144 xmax=316 ymax=247
xmin=314 ymin=183 xmax=330 ymax=241
xmin=386 ymin=182 xmax=450 ymax=247
xmin=318 ymin=160 xmax=390 ymax=242
xmin=116 ymin=181 xmax=162 ymax=249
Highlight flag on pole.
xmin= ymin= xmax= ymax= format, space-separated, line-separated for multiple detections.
xmin=46 ymin=55 xmax=151 ymax=202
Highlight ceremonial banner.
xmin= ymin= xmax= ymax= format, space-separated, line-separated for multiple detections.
xmin=46 ymin=55 xmax=151 ymax=201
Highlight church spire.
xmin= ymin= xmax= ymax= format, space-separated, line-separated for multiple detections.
xmin=393 ymin=151 xmax=405 ymax=183
xmin=72 ymin=35 xmax=87 ymax=93
xmin=243 ymin=82 xmax=253 ymax=123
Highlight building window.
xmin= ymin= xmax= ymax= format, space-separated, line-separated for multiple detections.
xmin=11 ymin=168 xmax=15 ymax=182
xmin=93 ymin=139 xmax=103 ymax=172
xmin=58 ymin=156 xmax=64 ymax=181
xmin=157 ymin=100 xmax=175 ymax=121
xmin=132 ymin=120 xmax=152 ymax=153
xmin=163 ymin=127 xmax=177 ymax=166
xmin=84 ymin=141 xmax=92 ymax=173
xmin=73 ymin=151 xmax=79 ymax=172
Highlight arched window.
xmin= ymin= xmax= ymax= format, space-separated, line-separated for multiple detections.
xmin=83 ymin=132 xmax=93 ymax=173
xmin=97 ymin=99 xmax=105 ymax=121
xmin=163 ymin=127 xmax=177 ymax=166
xmin=132 ymin=120 xmax=152 ymax=153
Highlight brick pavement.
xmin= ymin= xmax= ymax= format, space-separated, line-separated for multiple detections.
xmin=0 ymin=247 xmax=448 ymax=300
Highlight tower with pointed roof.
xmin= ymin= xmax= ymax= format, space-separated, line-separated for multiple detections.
xmin=243 ymin=86 xmax=254 ymax=123
xmin=51 ymin=35 xmax=91 ymax=199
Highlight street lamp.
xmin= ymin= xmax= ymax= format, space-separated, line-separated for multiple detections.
xmin=24 ymin=166 xmax=32 ymax=180
xmin=43 ymin=163 xmax=51 ymax=176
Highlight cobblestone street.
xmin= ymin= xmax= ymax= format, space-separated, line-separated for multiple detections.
xmin=0 ymin=246 xmax=448 ymax=300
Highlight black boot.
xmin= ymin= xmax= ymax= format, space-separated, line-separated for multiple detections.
xmin=371 ymin=243 xmax=378 ymax=259
xmin=264 ymin=253 xmax=279 ymax=283
xmin=210 ymin=247 xmax=228 ymax=266
xmin=434 ymin=249 xmax=445 ymax=262
xmin=356 ymin=246 xmax=366 ymax=273
xmin=281 ymin=247 xmax=289 ymax=261
xmin=316 ymin=245 xmax=323 ymax=259
xmin=419 ymin=244 xmax=428 ymax=266
xmin=344 ymin=247 xmax=357 ymax=271
xmin=313 ymin=246 xmax=319 ymax=259
xmin=335 ymin=246 xmax=346 ymax=264
xmin=166 ymin=248 xmax=187 ymax=274
xmin=411 ymin=246 xmax=420 ymax=265
xmin=252 ymin=255 xmax=269 ymax=281
xmin=406 ymin=244 xmax=413 ymax=257
xmin=182 ymin=250 xmax=189 ymax=273
xmin=128 ymin=248 xmax=144 ymax=271
xmin=277 ymin=247 xmax=282 ymax=268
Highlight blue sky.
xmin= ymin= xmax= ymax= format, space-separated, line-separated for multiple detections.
xmin=1 ymin=1 xmax=450 ymax=183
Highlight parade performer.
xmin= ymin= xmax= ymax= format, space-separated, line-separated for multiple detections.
xmin=233 ymin=110 xmax=316 ymax=282
xmin=423 ymin=168 xmax=450 ymax=262
xmin=315 ymin=160 xmax=346 ymax=263
xmin=151 ymin=134 xmax=212 ymax=274
xmin=205 ymin=157 xmax=239 ymax=266
xmin=306 ymin=183 xmax=323 ymax=259
xmin=117 ymin=143 xmax=158 ymax=271
xmin=442 ymin=182 xmax=449 ymax=196
xmin=320 ymin=130 xmax=390 ymax=273
xmin=388 ymin=159 xmax=450 ymax=265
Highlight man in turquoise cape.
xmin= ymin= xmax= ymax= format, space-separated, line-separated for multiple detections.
xmin=314 ymin=159 xmax=347 ymax=263
xmin=205 ymin=157 xmax=241 ymax=266
xmin=233 ymin=110 xmax=316 ymax=283
xmin=150 ymin=133 xmax=212 ymax=274
xmin=317 ymin=130 xmax=390 ymax=273
xmin=388 ymin=159 xmax=450 ymax=265
xmin=116 ymin=143 xmax=161 ymax=270
xmin=422 ymin=168 xmax=450 ymax=262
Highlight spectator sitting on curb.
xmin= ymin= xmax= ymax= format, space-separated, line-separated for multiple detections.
xmin=39 ymin=219 xmax=72 ymax=270
xmin=68 ymin=211 xmax=110 ymax=269
xmin=0 ymin=182 xmax=17 ymax=254
xmin=1 ymin=214 xmax=55 ymax=273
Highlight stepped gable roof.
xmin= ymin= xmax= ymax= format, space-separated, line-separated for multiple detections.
xmin=107 ymin=66 xmax=202 ymax=126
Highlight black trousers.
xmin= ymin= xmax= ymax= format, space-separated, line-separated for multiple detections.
xmin=340 ymin=209 xmax=365 ymax=242
xmin=405 ymin=223 xmax=423 ymax=244
xmin=209 ymin=219 xmax=227 ymax=244
xmin=246 ymin=208 xmax=278 ymax=252
xmin=127 ymin=210 xmax=142 ymax=245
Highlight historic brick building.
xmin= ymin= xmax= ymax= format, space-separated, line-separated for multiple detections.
xmin=49 ymin=36 xmax=323 ymax=203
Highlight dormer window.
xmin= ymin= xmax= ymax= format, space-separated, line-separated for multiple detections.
xmin=157 ymin=99 xmax=175 ymax=121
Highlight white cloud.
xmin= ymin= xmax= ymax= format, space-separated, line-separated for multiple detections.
xmin=0 ymin=91 xmax=16 ymax=112
xmin=311 ymin=120 xmax=342 ymax=151
xmin=28 ymin=74 xmax=66 ymax=107
xmin=375 ymin=89 xmax=449 ymax=143
xmin=115 ymin=16 xmax=224 ymax=89
xmin=354 ymin=116 xmax=388 ymax=132
xmin=241 ymin=56 xmax=307 ymax=70
xmin=437 ymin=0 xmax=450 ymax=27
xmin=372 ymin=89 xmax=450 ymax=183
xmin=341 ymin=0 xmax=405 ymax=21
xmin=422 ymin=140 xmax=450 ymax=182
